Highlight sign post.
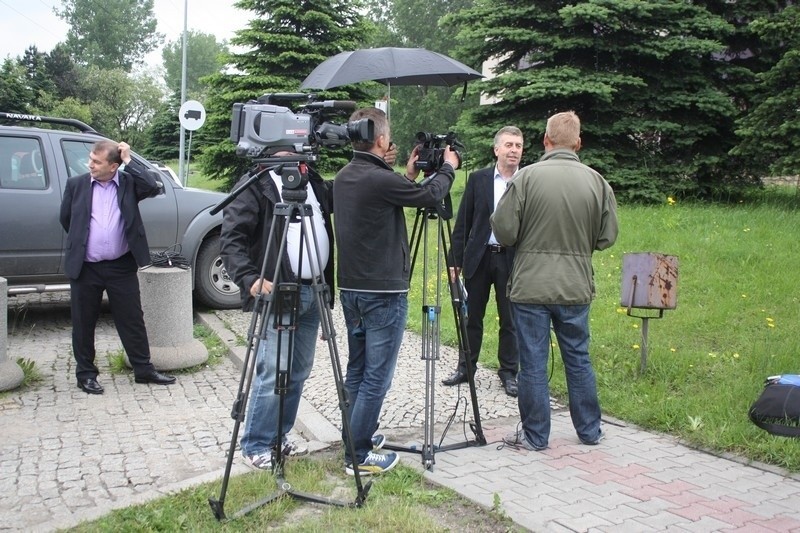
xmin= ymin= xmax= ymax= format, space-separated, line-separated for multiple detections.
xmin=178 ymin=100 xmax=206 ymax=186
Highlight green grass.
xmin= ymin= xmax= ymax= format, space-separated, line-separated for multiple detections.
xmin=69 ymin=455 xmax=516 ymax=532
xmin=406 ymin=184 xmax=800 ymax=470
xmin=16 ymin=357 xmax=43 ymax=387
xmin=105 ymin=323 xmax=230 ymax=374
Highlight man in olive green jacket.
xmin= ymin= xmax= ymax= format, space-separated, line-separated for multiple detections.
xmin=491 ymin=111 xmax=618 ymax=451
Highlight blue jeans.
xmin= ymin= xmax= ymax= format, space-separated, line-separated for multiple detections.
xmin=513 ymin=303 xmax=601 ymax=448
xmin=340 ymin=290 xmax=408 ymax=463
xmin=240 ymin=285 xmax=319 ymax=456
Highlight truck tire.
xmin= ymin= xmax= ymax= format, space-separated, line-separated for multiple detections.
xmin=194 ymin=234 xmax=240 ymax=309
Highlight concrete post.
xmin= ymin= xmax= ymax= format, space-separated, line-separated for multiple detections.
xmin=136 ymin=267 xmax=208 ymax=370
xmin=0 ymin=277 xmax=25 ymax=391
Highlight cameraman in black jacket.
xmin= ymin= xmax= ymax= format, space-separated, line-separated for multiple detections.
xmin=333 ymin=107 xmax=459 ymax=476
xmin=220 ymin=155 xmax=334 ymax=470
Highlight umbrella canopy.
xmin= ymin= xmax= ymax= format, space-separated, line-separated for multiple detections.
xmin=300 ymin=47 xmax=483 ymax=90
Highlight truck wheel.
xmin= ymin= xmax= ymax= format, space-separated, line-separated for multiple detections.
xmin=194 ymin=234 xmax=240 ymax=309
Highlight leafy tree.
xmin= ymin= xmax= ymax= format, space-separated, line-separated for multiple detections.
xmin=732 ymin=5 xmax=800 ymax=176
xmin=56 ymin=0 xmax=162 ymax=71
xmin=161 ymin=31 xmax=229 ymax=98
xmin=450 ymin=0 xmax=739 ymax=202
xmin=19 ymin=46 xmax=56 ymax=109
xmin=365 ymin=0 xmax=480 ymax=164
xmin=33 ymin=94 xmax=93 ymax=125
xmin=44 ymin=44 xmax=82 ymax=100
xmin=143 ymin=94 xmax=182 ymax=161
xmin=0 ymin=59 xmax=31 ymax=113
xmin=39 ymin=66 xmax=162 ymax=146
xmin=199 ymin=0 xmax=374 ymax=187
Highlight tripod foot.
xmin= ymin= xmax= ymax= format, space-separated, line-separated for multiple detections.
xmin=208 ymin=497 xmax=226 ymax=521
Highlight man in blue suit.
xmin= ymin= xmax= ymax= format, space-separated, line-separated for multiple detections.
xmin=60 ymin=140 xmax=175 ymax=394
xmin=443 ymin=126 xmax=523 ymax=397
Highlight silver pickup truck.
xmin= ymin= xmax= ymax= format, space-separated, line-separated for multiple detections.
xmin=0 ymin=112 xmax=239 ymax=309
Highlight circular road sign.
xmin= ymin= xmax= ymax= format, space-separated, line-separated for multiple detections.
xmin=179 ymin=100 xmax=206 ymax=131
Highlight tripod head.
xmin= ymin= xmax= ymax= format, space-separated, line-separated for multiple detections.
xmin=255 ymin=154 xmax=317 ymax=203
xmin=210 ymin=154 xmax=318 ymax=215
xmin=417 ymin=194 xmax=454 ymax=221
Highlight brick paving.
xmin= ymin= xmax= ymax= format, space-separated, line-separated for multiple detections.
xmin=2 ymin=294 xmax=800 ymax=532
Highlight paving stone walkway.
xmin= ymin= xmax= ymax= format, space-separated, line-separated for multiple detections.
xmin=2 ymin=294 xmax=800 ymax=531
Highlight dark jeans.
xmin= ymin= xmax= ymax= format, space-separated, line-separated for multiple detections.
xmin=240 ymin=285 xmax=319 ymax=456
xmin=340 ymin=290 xmax=408 ymax=463
xmin=513 ymin=303 xmax=601 ymax=448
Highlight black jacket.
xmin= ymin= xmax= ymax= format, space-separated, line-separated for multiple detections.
xmin=59 ymin=159 xmax=159 ymax=280
xmin=220 ymin=167 xmax=334 ymax=312
xmin=333 ymin=150 xmax=454 ymax=292
xmin=450 ymin=166 xmax=515 ymax=279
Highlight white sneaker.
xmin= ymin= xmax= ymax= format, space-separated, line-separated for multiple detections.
xmin=244 ymin=452 xmax=272 ymax=470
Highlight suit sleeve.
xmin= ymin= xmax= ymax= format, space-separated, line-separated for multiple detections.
xmin=60 ymin=178 xmax=74 ymax=233
xmin=449 ymin=172 xmax=477 ymax=268
xmin=124 ymin=159 xmax=160 ymax=201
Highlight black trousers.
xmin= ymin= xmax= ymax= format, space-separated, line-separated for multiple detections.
xmin=69 ymin=253 xmax=154 ymax=380
xmin=459 ymin=248 xmax=519 ymax=381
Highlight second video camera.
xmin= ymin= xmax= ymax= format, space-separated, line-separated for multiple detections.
xmin=414 ymin=131 xmax=464 ymax=173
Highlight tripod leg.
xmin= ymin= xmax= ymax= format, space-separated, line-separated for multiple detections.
xmin=441 ymin=217 xmax=486 ymax=445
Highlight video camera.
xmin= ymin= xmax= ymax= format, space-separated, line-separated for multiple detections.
xmin=230 ymin=93 xmax=374 ymax=160
xmin=414 ymin=131 xmax=464 ymax=173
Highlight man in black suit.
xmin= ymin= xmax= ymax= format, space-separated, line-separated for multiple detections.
xmin=60 ymin=140 xmax=175 ymax=394
xmin=443 ymin=126 xmax=523 ymax=397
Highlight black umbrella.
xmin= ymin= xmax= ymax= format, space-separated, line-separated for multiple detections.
xmin=300 ymin=47 xmax=483 ymax=117
xmin=300 ymin=47 xmax=483 ymax=90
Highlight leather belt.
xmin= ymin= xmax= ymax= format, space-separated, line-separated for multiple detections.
xmin=299 ymin=278 xmax=315 ymax=285
xmin=487 ymin=244 xmax=505 ymax=253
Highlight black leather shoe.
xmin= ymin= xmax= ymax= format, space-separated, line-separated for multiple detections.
xmin=502 ymin=377 xmax=518 ymax=397
xmin=134 ymin=371 xmax=176 ymax=385
xmin=442 ymin=370 xmax=468 ymax=386
xmin=77 ymin=377 xmax=104 ymax=395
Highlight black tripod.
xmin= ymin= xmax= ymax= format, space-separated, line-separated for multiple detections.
xmin=208 ymin=158 xmax=370 ymax=521
xmin=382 ymin=195 xmax=486 ymax=470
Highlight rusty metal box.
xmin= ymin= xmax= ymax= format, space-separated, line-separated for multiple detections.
xmin=620 ymin=253 xmax=678 ymax=310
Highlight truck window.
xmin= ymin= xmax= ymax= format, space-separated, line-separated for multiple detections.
xmin=0 ymin=136 xmax=47 ymax=190
xmin=62 ymin=140 xmax=93 ymax=178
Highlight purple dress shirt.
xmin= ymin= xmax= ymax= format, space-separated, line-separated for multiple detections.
xmin=85 ymin=173 xmax=129 ymax=262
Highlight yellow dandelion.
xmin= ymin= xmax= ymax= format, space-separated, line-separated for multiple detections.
xmin=632 ymin=324 xmax=639 ymax=329
xmin=632 ymin=344 xmax=640 ymax=349
xmin=667 ymin=196 xmax=676 ymax=205
xmin=766 ymin=317 xmax=774 ymax=322
xmin=741 ymin=294 xmax=747 ymax=298
xmin=616 ymin=307 xmax=626 ymax=314
xmin=733 ymin=353 xmax=740 ymax=358
xmin=768 ymin=323 xmax=776 ymax=328
xmin=743 ymin=227 xmax=751 ymax=232
xmin=709 ymin=352 xmax=717 ymax=358
xmin=670 ymin=348 xmax=677 ymax=352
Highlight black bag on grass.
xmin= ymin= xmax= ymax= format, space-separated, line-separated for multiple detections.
xmin=748 ymin=375 xmax=800 ymax=438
